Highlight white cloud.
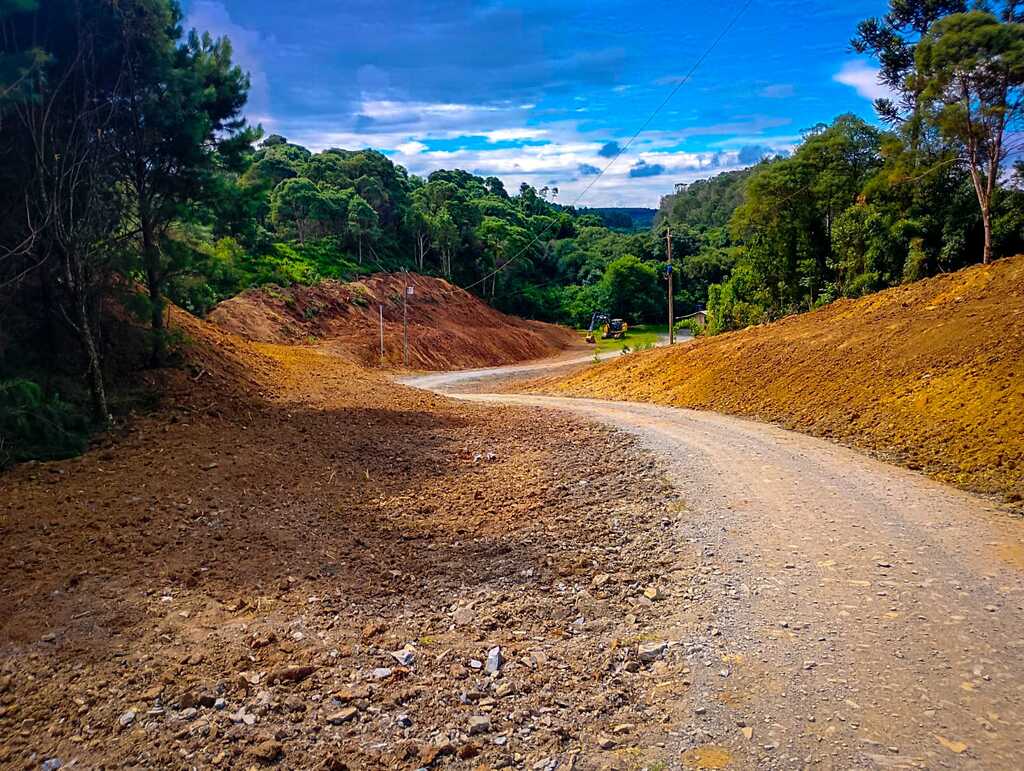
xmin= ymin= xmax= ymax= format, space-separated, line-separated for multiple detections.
xmin=359 ymin=99 xmax=500 ymax=120
xmin=395 ymin=140 xmax=428 ymax=155
xmin=834 ymin=61 xmax=892 ymax=101
xmin=482 ymin=128 xmax=548 ymax=143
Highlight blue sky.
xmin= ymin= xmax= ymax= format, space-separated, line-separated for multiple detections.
xmin=182 ymin=0 xmax=895 ymax=207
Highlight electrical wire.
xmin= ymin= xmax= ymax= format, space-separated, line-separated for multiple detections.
xmin=459 ymin=0 xmax=755 ymax=293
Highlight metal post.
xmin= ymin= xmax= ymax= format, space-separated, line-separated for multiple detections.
xmin=379 ymin=304 xmax=384 ymax=364
xmin=666 ymin=227 xmax=674 ymax=345
xmin=403 ymin=279 xmax=409 ymax=368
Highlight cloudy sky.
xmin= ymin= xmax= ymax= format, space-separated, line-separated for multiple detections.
xmin=182 ymin=0 xmax=893 ymax=207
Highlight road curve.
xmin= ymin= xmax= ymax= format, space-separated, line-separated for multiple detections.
xmin=399 ymin=334 xmax=675 ymax=391
xmin=403 ymin=372 xmax=1024 ymax=768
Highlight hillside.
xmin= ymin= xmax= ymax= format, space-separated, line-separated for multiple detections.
xmin=540 ymin=256 xmax=1024 ymax=503
xmin=208 ymin=274 xmax=578 ymax=370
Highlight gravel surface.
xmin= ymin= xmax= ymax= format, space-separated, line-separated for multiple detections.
xmin=403 ymin=376 xmax=1024 ymax=769
xmin=1 ymin=344 xmax=700 ymax=770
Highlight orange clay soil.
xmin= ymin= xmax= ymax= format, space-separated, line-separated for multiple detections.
xmin=207 ymin=273 xmax=579 ymax=370
xmin=538 ymin=255 xmax=1024 ymax=503
xmin=0 ymin=307 xmax=696 ymax=770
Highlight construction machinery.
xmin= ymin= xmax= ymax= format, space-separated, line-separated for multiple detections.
xmin=585 ymin=312 xmax=628 ymax=343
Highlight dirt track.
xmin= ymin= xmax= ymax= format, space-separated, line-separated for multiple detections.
xmin=540 ymin=257 xmax=1024 ymax=503
xmin=405 ymin=368 xmax=1024 ymax=768
xmin=4 ymin=295 xmax=1023 ymax=769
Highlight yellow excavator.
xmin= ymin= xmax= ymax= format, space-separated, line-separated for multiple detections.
xmin=585 ymin=312 xmax=628 ymax=343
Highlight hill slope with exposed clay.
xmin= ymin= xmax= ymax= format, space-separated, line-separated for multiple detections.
xmin=540 ymin=256 xmax=1024 ymax=503
xmin=208 ymin=274 xmax=578 ymax=370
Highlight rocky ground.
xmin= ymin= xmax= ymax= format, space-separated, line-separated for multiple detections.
xmin=0 ymin=341 xmax=711 ymax=770
xmin=443 ymin=393 xmax=1024 ymax=770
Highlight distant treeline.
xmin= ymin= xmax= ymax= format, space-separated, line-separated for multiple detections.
xmin=575 ymin=208 xmax=657 ymax=232
xmin=657 ymin=2 xmax=1024 ymax=334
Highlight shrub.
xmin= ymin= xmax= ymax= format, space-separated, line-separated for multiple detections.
xmin=0 ymin=379 xmax=91 ymax=467
xmin=674 ymin=318 xmax=703 ymax=337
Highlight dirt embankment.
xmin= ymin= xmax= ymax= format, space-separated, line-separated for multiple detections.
xmin=208 ymin=274 xmax=578 ymax=370
xmin=0 ymin=308 xmax=698 ymax=770
xmin=540 ymin=256 xmax=1024 ymax=503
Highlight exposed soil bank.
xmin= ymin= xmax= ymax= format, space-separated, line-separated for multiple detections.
xmin=208 ymin=274 xmax=578 ymax=370
xmin=540 ymin=256 xmax=1024 ymax=504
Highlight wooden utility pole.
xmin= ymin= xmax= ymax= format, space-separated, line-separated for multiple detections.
xmin=403 ymin=283 xmax=409 ymax=367
xmin=666 ymin=227 xmax=675 ymax=345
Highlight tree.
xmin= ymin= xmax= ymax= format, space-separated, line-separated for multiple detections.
xmin=852 ymin=0 xmax=968 ymax=127
xmin=729 ymin=116 xmax=884 ymax=312
xmin=270 ymin=177 xmax=340 ymax=242
xmin=429 ymin=207 xmax=458 ymax=279
xmin=113 ymin=0 xmax=252 ymax=363
xmin=600 ymin=255 xmax=661 ymax=322
xmin=476 ymin=216 xmax=533 ymax=299
xmin=915 ymin=10 xmax=1024 ymax=263
xmin=0 ymin=0 xmax=47 ymax=121
xmin=346 ymin=194 xmax=377 ymax=264
xmin=1 ymin=0 xmax=130 ymax=421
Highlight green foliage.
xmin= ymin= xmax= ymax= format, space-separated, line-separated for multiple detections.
xmin=674 ymin=317 xmax=703 ymax=337
xmin=0 ymin=379 xmax=90 ymax=467
xmin=557 ymin=283 xmax=610 ymax=328
xmin=600 ymin=255 xmax=662 ymax=322
xmin=575 ymin=207 xmax=657 ymax=231
xmin=706 ymin=262 xmax=770 ymax=335
xmin=657 ymin=166 xmax=758 ymax=231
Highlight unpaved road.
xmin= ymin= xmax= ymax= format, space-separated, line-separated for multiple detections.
xmin=405 ymin=367 xmax=1024 ymax=768
xmin=403 ymin=334 xmax=676 ymax=392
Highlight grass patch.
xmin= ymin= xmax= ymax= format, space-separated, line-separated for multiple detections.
xmin=581 ymin=323 xmax=669 ymax=354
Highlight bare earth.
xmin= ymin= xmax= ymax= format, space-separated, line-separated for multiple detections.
xmin=407 ymin=369 xmax=1024 ymax=769
xmin=3 ymin=322 xmax=1022 ymax=769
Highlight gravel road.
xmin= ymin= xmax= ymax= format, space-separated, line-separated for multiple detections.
xmin=404 ymin=372 xmax=1024 ymax=768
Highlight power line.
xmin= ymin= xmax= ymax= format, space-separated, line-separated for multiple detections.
xmin=460 ymin=0 xmax=755 ymax=293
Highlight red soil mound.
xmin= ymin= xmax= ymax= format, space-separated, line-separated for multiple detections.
xmin=208 ymin=274 xmax=578 ymax=370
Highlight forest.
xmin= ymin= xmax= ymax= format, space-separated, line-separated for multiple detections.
xmin=666 ymin=2 xmax=1024 ymax=333
xmin=3 ymin=0 xmax=1024 ymax=461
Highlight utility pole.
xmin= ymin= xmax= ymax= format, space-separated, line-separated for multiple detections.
xmin=379 ymin=304 xmax=384 ymax=365
xmin=666 ymin=227 xmax=675 ymax=345
xmin=403 ymin=272 xmax=410 ymax=368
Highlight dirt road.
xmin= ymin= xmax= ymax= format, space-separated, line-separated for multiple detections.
xmin=405 ymin=371 xmax=1024 ymax=768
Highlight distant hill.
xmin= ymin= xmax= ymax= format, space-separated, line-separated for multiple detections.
xmin=575 ymin=207 xmax=657 ymax=231
xmin=655 ymin=166 xmax=758 ymax=231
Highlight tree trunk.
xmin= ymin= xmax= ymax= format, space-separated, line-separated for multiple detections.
xmin=417 ymin=232 xmax=427 ymax=270
xmin=62 ymin=247 xmax=109 ymax=422
xmin=981 ymin=203 xmax=992 ymax=265
xmin=78 ymin=296 xmax=109 ymax=423
xmin=141 ymin=218 xmax=165 ymax=366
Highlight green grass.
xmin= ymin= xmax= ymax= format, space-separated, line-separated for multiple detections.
xmin=580 ymin=323 xmax=669 ymax=354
